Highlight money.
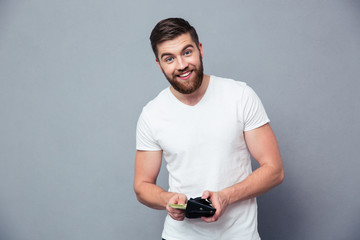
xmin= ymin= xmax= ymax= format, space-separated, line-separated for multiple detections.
xmin=168 ymin=204 xmax=187 ymax=210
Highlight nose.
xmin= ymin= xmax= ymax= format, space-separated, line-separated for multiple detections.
xmin=176 ymin=56 xmax=188 ymax=71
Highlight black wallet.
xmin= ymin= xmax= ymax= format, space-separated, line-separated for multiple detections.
xmin=185 ymin=197 xmax=216 ymax=218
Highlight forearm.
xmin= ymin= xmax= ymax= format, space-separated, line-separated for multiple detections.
xmin=134 ymin=181 xmax=175 ymax=210
xmin=220 ymin=124 xmax=285 ymax=205
xmin=221 ymin=163 xmax=284 ymax=205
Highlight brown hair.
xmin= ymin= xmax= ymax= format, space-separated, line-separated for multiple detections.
xmin=150 ymin=18 xmax=200 ymax=60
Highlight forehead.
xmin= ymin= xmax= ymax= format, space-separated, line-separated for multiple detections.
xmin=157 ymin=33 xmax=195 ymax=56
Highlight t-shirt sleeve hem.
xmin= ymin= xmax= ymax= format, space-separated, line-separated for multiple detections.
xmin=243 ymin=119 xmax=270 ymax=132
xmin=136 ymin=146 xmax=162 ymax=151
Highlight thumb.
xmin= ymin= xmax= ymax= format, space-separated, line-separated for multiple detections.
xmin=202 ymin=190 xmax=210 ymax=199
xmin=178 ymin=194 xmax=187 ymax=204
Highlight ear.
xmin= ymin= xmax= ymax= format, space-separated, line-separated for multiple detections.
xmin=155 ymin=58 xmax=162 ymax=70
xmin=198 ymin=42 xmax=204 ymax=59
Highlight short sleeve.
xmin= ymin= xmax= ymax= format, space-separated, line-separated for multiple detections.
xmin=136 ymin=109 xmax=162 ymax=151
xmin=241 ymin=85 xmax=270 ymax=131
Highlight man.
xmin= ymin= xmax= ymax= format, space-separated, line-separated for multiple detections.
xmin=134 ymin=18 xmax=284 ymax=240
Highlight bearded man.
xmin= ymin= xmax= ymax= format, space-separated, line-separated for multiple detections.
xmin=134 ymin=18 xmax=284 ymax=240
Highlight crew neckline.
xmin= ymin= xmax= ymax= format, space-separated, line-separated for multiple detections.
xmin=167 ymin=75 xmax=213 ymax=109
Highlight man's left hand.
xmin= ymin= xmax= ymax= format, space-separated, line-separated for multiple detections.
xmin=200 ymin=190 xmax=229 ymax=223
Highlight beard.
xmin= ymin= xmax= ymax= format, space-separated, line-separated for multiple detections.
xmin=161 ymin=57 xmax=204 ymax=94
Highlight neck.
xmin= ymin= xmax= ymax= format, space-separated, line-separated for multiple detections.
xmin=170 ymin=74 xmax=210 ymax=106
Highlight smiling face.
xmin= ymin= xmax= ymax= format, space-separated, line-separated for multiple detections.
xmin=156 ymin=33 xmax=204 ymax=95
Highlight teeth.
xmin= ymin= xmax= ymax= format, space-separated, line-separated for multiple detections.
xmin=179 ymin=71 xmax=191 ymax=77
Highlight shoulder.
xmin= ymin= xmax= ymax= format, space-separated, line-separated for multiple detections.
xmin=211 ymin=75 xmax=250 ymax=96
xmin=141 ymin=88 xmax=170 ymax=113
xmin=211 ymin=75 xmax=247 ymax=88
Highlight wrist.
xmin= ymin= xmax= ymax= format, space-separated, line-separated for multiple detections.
xmin=220 ymin=186 xmax=235 ymax=206
xmin=159 ymin=191 xmax=176 ymax=208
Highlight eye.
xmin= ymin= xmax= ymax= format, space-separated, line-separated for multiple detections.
xmin=165 ymin=56 xmax=174 ymax=63
xmin=184 ymin=50 xmax=192 ymax=56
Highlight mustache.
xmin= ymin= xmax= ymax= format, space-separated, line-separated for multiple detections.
xmin=175 ymin=66 xmax=192 ymax=75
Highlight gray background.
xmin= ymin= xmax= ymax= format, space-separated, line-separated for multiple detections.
xmin=0 ymin=0 xmax=359 ymax=239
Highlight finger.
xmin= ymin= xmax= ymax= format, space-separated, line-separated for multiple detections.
xmin=173 ymin=211 xmax=185 ymax=218
xmin=172 ymin=214 xmax=185 ymax=221
xmin=166 ymin=204 xmax=173 ymax=212
xmin=202 ymin=190 xmax=210 ymax=199
xmin=169 ymin=209 xmax=185 ymax=221
xmin=167 ymin=205 xmax=185 ymax=215
xmin=201 ymin=216 xmax=217 ymax=223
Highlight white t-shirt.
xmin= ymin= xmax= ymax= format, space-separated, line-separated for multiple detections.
xmin=136 ymin=76 xmax=269 ymax=240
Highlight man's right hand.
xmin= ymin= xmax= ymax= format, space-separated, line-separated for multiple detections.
xmin=166 ymin=193 xmax=187 ymax=221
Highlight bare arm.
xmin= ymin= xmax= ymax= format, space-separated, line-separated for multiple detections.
xmin=133 ymin=150 xmax=187 ymax=220
xmin=134 ymin=150 xmax=170 ymax=209
xmin=202 ymin=123 xmax=284 ymax=222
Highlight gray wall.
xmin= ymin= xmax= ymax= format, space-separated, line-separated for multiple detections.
xmin=1 ymin=1 xmax=359 ymax=239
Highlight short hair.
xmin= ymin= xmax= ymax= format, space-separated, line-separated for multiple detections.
xmin=150 ymin=18 xmax=200 ymax=59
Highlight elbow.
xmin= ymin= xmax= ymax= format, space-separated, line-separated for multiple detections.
xmin=134 ymin=190 xmax=141 ymax=203
xmin=273 ymin=155 xmax=284 ymax=186
xmin=277 ymin=167 xmax=285 ymax=186
xmin=133 ymin=182 xmax=152 ymax=207
xmin=269 ymin=161 xmax=284 ymax=187
xmin=133 ymin=182 xmax=143 ymax=203
xmin=135 ymin=193 xmax=146 ymax=205
xmin=135 ymin=191 xmax=146 ymax=205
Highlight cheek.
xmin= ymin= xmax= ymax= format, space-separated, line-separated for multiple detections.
xmin=188 ymin=57 xmax=201 ymax=67
xmin=162 ymin=66 xmax=175 ymax=76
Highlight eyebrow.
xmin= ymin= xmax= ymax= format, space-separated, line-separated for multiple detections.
xmin=160 ymin=44 xmax=195 ymax=60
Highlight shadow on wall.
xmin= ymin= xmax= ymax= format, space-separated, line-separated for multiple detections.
xmin=257 ymin=176 xmax=304 ymax=240
xmin=250 ymin=156 xmax=304 ymax=239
